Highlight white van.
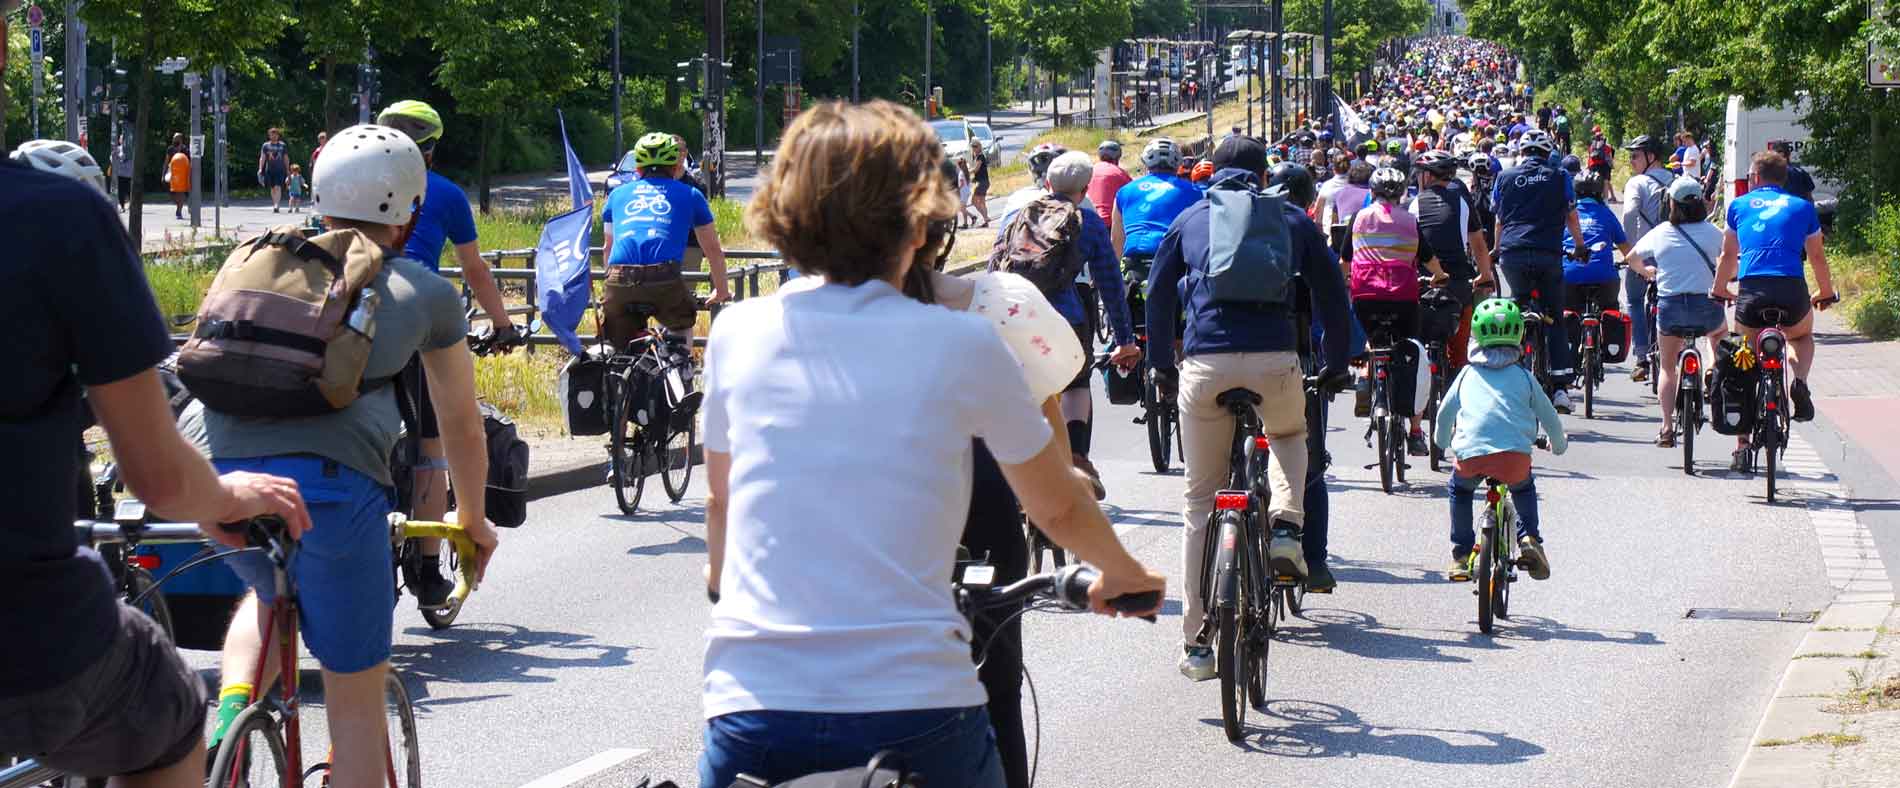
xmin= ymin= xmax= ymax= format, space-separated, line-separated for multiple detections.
xmin=1722 ymin=94 xmax=1842 ymax=220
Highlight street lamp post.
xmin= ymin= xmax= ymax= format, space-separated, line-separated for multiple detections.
xmin=985 ymin=0 xmax=993 ymax=126
xmin=924 ymin=0 xmax=933 ymax=118
xmin=852 ymin=0 xmax=861 ymax=102
xmin=1321 ymin=0 xmax=1334 ymax=137
xmin=613 ymin=6 xmax=622 ymax=157
xmin=755 ymin=0 xmax=764 ymax=167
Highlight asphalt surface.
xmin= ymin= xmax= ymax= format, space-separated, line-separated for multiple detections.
xmin=174 ymin=350 xmax=1843 ymax=787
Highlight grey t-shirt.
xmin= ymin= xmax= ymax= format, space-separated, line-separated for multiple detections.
xmin=181 ymin=255 xmax=467 ymax=485
xmin=1629 ymin=220 xmax=1723 ymax=297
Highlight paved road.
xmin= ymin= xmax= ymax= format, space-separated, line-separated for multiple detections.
xmin=178 ymin=351 xmax=1847 ymax=787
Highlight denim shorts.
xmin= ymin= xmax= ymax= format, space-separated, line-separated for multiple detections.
xmin=1657 ymin=293 xmax=1725 ymax=338
xmin=699 ymin=705 xmax=1004 ymax=788
xmin=215 ymin=455 xmax=396 ymax=674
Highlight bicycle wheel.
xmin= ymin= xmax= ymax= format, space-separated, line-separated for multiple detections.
xmin=1582 ymin=347 xmax=1597 ymax=419
xmin=208 ymin=704 xmax=289 ymax=788
xmin=1476 ymin=508 xmax=1498 ymax=635
xmin=419 ymin=545 xmax=461 ymax=630
xmin=1146 ymin=386 xmax=1173 ymax=474
xmin=1216 ymin=583 xmax=1248 ymax=742
xmin=386 ymin=673 xmax=422 ymax=788
xmin=1375 ymin=415 xmax=1394 ymax=494
xmin=610 ymin=376 xmax=647 ymax=516
xmin=1391 ymin=417 xmax=1409 ymax=486
xmin=660 ymin=419 xmax=696 ymax=503
xmin=1765 ymin=424 xmax=1779 ymax=503
xmin=125 ymin=565 xmax=174 ymax=643
xmin=1679 ymin=388 xmax=1697 ymax=476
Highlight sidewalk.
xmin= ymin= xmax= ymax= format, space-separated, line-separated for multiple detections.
xmin=1730 ymin=310 xmax=1900 ymax=786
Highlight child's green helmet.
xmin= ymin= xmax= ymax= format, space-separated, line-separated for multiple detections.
xmin=1471 ymin=297 xmax=1525 ymax=349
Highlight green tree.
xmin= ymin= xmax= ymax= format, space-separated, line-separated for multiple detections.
xmin=993 ymin=0 xmax=1132 ymax=119
xmin=1131 ymin=0 xmax=1192 ymax=36
xmin=431 ymin=0 xmax=608 ymax=212
xmin=298 ymin=0 xmax=429 ymax=134
xmin=83 ymin=0 xmax=293 ymax=243
xmin=1283 ymin=0 xmax=1430 ymax=87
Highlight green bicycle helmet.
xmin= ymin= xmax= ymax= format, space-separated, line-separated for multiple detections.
xmin=376 ymin=100 xmax=444 ymax=150
xmin=1471 ymin=297 xmax=1525 ymax=349
xmin=633 ymin=132 xmax=682 ymax=170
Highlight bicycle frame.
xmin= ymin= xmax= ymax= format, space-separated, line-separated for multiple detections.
xmin=222 ymin=535 xmax=308 ymax=788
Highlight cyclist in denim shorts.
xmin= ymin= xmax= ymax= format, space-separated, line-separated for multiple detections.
xmin=1626 ymin=176 xmax=1728 ymax=448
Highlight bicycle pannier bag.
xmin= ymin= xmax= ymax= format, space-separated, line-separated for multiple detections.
xmin=1205 ymin=180 xmax=1295 ymax=307
xmin=481 ymin=403 xmax=531 ymax=528
xmin=560 ymin=352 xmax=611 ymax=436
xmin=177 ymin=225 xmax=386 ymax=419
xmin=988 ymin=196 xmax=1086 ymax=297
xmin=1709 ymin=337 xmax=1759 ymax=436
xmin=1418 ymin=287 xmax=1463 ymax=342
xmin=1600 ymin=309 xmax=1632 ymax=363
xmin=1102 ymin=363 xmax=1143 ymax=405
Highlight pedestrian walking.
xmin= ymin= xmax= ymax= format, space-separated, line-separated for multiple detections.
xmin=257 ymin=127 xmax=290 ymax=212
xmin=309 ymin=130 xmax=328 ymax=174
xmin=286 ymin=164 xmax=306 ymax=212
xmin=167 ymin=136 xmax=191 ymax=220
xmin=111 ymin=132 xmax=132 ymax=211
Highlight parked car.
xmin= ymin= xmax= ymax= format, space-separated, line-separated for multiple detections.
xmin=970 ymin=122 xmax=1010 ymax=167
xmin=929 ymin=117 xmax=975 ymax=164
xmin=605 ymin=150 xmax=641 ymax=195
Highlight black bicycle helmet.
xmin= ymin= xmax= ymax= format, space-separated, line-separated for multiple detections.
xmin=1623 ymin=134 xmax=1669 ymax=157
xmin=1266 ymin=161 xmax=1317 ymax=208
xmin=1414 ymin=149 xmax=1459 ymax=178
xmin=1574 ymin=170 xmax=1608 ymax=201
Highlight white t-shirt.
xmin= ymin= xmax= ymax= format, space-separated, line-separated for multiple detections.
xmin=1629 ymin=220 xmax=1723 ymax=297
xmin=700 ymin=278 xmax=1054 ymax=718
xmin=1679 ymin=145 xmax=1703 ymax=179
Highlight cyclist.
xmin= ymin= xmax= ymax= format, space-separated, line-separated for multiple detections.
xmin=1561 ymin=171 xmax=1631 ymax=383
xmin=2 ymin=138 xmax=311 ymax=788
xmin=192 ymin=125 xmax=499 ymax=788
xmin=1148 ymin=136 xmax=1351 ymax=680
xmin=600 ymin=131 xmax=734 ymax=356
xmin=1110 ymin=138 xmax=1197 ymax=266
xmin=1490 ymin=128 xmax=1589 ymax=411
xmin=1711 ymin=151 xmax=1838 ymax=469
xmin=375 ymin=99 xmax=517 ymax=606
xmin=1618 ymin=134 xmax=1675 ymax=384
xmin=999 ymin=141 xmax=1069 ymax=217
xmin=1434 ymin=298 xmax=1568 ymax=582
xmin=701 ymin=100 xmax=1164 ymax=787
xmin=1087 ymin=139 xmax=1132 ymax=227
xmin=1348 ymin=166 xmax=1452 ymax=455
xmin=1410 ymin=149 xmax=1497 ymax=373
xmin=1322 ymin=160 xmax=1375 ymax=256
xmin=1625 ymin=177 xmax=1728 ymax=447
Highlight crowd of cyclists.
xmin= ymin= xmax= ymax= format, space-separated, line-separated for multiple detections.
xmin=0 ymin=18 xmax=1847 ymax=787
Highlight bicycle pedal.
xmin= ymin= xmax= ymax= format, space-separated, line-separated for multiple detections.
xmin=1133 ymin=415 xmax=1147 ymax=425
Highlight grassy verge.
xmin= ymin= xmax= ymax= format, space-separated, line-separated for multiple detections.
xmin=1825 ymin=204 xmax=1900 ymax=340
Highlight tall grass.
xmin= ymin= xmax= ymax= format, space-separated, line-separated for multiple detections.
xmin=1833 ymin=204 xmax=1900 ymax=340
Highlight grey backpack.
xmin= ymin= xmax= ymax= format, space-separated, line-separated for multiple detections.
xmin=1204 ymin=179 xmax=1296 ymax=307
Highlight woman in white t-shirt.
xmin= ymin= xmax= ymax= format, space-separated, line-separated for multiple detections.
xmin=698 ymin=100 xmax=1165 ymax=788
xmin=1625 ymin=176 xmax=1728 ymax=448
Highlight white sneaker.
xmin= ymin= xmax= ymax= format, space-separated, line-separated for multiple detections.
xmin=1178 ymin=645 xmax=1216 ymax=681
xmin=1268 ymin=527 xmax=1308 ymax=579
xmin=1552 ymin=390 xmax=1574 ymax=414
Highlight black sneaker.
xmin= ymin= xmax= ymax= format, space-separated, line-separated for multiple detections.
xmin=405 ymin=554 xmax=454 ymax=608
xmin=1406 ymin=431 xmax=1429 ymax=457
xmin=1305 ymin=562 xmax=1337 ymax=593
xmin=1792 ymin=378 xmax=1816 ymax=422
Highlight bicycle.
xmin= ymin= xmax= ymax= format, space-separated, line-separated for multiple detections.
xmin=1360 ymin=315 xmax=1410 ymax=494
xmin=1123 ymin=256 xmax=1182 ymax=474
xmin=1643 ymin=281 xmax=1661 ymax=397
xmin=1667 ymin=325 xmax=1709 ymax=476
xmin=604 ymin=302 xmax=704 ymax=515
xmin=207 ymin=514 xmax=477 ymax=788
xmin=1471 ymin=436 xmax=1549 ymax=635
xmin=1722 ymin=300 xmax=1833 ymax=502
xmin=1195 ymin=382 xmax=1316 ymax=743
xmin=1566 ymin=282 xmax=1613 ymax=420
xmin=1513 ymin=295 xmax=1557 ymax=399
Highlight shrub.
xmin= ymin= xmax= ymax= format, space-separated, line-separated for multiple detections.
xmin=1844 ymin=203 xmax=1900 ymax=340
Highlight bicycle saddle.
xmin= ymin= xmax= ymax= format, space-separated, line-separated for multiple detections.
xmin=1216 ymin=388 xmax=1263 ymax=407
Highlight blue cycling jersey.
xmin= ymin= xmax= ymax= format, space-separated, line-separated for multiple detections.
xmin=402 ymin=172 xmax=479 ymax=271
xmin=1561 ymin=199 xmax=1627 ymax=284
xmin=1726 ymin=185 xmax=1819 ymax=280
xmin=602 ymin=175 xmax=715 ymax=266
xmin=1113 ymin=174 xmax=1202 ymax=257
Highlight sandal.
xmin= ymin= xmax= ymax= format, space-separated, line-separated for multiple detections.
xmin=1655 ymin=428 xmax=1677 ymax=448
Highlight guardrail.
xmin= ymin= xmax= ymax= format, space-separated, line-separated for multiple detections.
xmin=442 ymin=246 xmax=788 ymax=353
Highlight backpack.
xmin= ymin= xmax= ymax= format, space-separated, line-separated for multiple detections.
xmin=480 ymin=403 xmax=531 ymax=528
xmin=177 ymin=225 xmax=386 ymax=419
xmin=1204 ymin=179 xmax=1296 ymax=307
xmin=988 ymin=196 xmax=1086 ymax=297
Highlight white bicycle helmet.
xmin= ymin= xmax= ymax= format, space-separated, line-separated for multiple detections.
xmin=12 ymin=139 xmax=106 ymax=194
xmin=1369 ymin=166 xmax=1408 ymax=200
xmin=1140 ymin=138 xmax=1182 ymax=171
xmin=1517 ymin=128 xmax=1554 ymax=155
xmin=310 ymin=124 xmax=428 ymax=225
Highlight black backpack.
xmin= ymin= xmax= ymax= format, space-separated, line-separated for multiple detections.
xmin=480 ymin=403 xmax=531 ymax=528
xmin=988 ymin=196 xmax=1086 ymax=297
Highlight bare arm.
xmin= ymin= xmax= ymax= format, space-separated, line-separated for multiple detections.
xmin=1468 ymin=230 xmax=1496 ymax=286
xmin=454 ymin=241 xmax=513 ymax=331
xmin=1111 ymin=204 xmax=1127 ymax=257
xmin=419 ymin=340 xmax=498 ymax=579
xmin=1713 ymin=228 xmax=1741 ymax=298
xmin=87 ymin=370 xmax=312 ymax=544
xmin=695 ymin=223 xmax=733 ymax=303
xmin=1808 ymin=233 xmax=1835 ymax=302
xmin=704 ymin=449 xmax=730 ymax=595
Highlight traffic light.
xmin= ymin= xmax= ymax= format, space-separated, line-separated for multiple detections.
xmin=355 ymin=63 xmax=382 ymax=106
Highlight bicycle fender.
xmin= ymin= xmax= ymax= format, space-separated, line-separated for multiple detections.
xmin=1212 ymin=514 xmax=1244 ymax=608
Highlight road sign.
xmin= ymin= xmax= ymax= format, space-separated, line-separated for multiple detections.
xmin=27 ymin=3 xmax=43 ymax=28
xmin=158 ymin=57 xmax=189 ymax=75
xmin=189 ymin=134 xmax=204 ymax=158
xmin=29 ymin=27 xmax=41 ymax=56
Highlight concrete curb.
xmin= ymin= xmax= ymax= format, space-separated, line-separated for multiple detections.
xmin=1728 ymin=433 xmax=1896 ymax=787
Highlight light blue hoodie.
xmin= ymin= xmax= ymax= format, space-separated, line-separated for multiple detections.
xmin=1433 ymin=344 xmax=1569 ymax=461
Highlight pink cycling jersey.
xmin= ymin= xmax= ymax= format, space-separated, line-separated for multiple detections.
xmin=1349 ymin=201 xmax=1423 ymax=302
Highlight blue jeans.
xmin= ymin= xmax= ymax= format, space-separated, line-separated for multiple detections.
xmin=1499 ymin=250 xmax=1575 ymax=389
xmin=1448 ymin=472 xmax=1540 ymax=554
xmin=1623 ymin=266 xmax=1655 ymax=362
xmin=699 ymin=706 xmax=1005 ymax=788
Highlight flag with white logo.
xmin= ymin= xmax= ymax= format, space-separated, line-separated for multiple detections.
xmin=534 ymin=205 xmax=594 ymax=356
xmin=558 ymin=109 xmax=593 ymax=210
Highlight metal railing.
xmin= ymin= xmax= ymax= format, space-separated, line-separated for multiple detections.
xmin=442 ymin=246 xmax=788 ymax=353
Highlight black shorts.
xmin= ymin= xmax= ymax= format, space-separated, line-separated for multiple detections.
xmin=1734 ymin=276 xmax=1811 ymax=329
xmin=398 ymin=354 xmax=441 ymax=440
xmin=1066 ymin=321 xmax=1093 ymax=392
xmin=1563 ymin=282 xmax=1619 ymax=313
xmin=0 ymin=605 xmax=206 ymax=778
xmin=264 ymin=167 xmax=288 ymax=188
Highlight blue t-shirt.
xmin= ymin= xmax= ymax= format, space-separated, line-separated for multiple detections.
xmin=1562 ymin=199 xmax=1627 ymax=284
xmin=602 ymin=175 xmax=715 ymax=266
xmin=1726 ymin=185 xmax=1819 ymax=280
xmin=1114 ymin=174 xmax=1203 ymax=257
xmin=402 ymin=172 xmax=480 ymax=272
xmin=1490 ymin=160 xmax=1575 ymax=255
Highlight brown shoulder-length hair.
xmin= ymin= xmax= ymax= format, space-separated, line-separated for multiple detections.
xmin=748 ymin=100 xmax=958 ymax=286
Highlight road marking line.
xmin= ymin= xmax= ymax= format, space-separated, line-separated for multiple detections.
xmin=517 ymin=748 xmax=650 ymax=788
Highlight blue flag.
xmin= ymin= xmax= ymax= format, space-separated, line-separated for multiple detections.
xmin=558 ymin=110 xmax=593 ymax=210
xmin=534 ymin=203 xmax=594 ymax=356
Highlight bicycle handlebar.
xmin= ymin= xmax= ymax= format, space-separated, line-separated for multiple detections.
xmin=390 ymin=514 xmax=481 ymax=611
xmin=72 ymin=520 xmax=209 ymax=546
xmin=962 ymin=565 xmax=1160 ymax=622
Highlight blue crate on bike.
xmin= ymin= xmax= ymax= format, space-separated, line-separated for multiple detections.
xmin=135 ymin=541 xmax=244 ymax=650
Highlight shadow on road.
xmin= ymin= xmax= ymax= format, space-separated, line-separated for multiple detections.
xmin=1104 ymin=505 xmax=1181 ymax=529
xmin=1201 ymin=699 xmax=1546 ymax=763
xmin=1274 ymin=606 xmax=1662 ymax=663
xmin=389 ymin=622 xmax=639 ymax=708
xmin=606 ymin=504 xmax=708 ymax=526
xmin=1563 ymin=429 xmax=1650 ymax=446
xmin=1326 ymin=558 xmax=1442 ymax=586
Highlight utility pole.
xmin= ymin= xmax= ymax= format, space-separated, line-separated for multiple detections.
xmin=212 ymin=64 xmax=225 ymax=235
xmin=924 ymin=0 xmax=933 ymax=118
xmin=186 ymin=70 xmax=202 ymax=228
xmin=1271 ymin=0 xmax=1284 ymax=139
xmin=852 ymin=0 xmax=861 ymax=102
xmin=985 ymin=0 xmax=993 ymax=125
xmin=755 ymin=0 xmax=764 ymax=166
xmin=613 ymin=6 xmax=623 ymax=157
xmin=1321 ymin=0 xmax=1334 ymax=136
xmin=63 ymin=1 xmax=88 ymax=144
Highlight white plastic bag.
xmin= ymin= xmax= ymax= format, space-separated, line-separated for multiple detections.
xmin=968 ymin=271 xmax=1085 ymax=402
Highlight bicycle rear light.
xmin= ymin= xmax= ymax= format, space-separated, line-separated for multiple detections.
xmin=1485 ymin=488 xmax=1501 ymax=505
xmin=1682 ymin=353 xmax=1700 ymax=376
xmin=1253 ymin=436 xmax=1270 ymax=452
xmin=1214 ymin=491 xmax=1249 ymax=511
xmin=129 ymin=554 xmax=160 ymax=570
xmin=1762 ymin=358 xmax=1782 ymax=371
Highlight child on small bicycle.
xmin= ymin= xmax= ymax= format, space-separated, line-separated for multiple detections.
xmin=1433 ymin=298 xmax=1568 ymax=582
